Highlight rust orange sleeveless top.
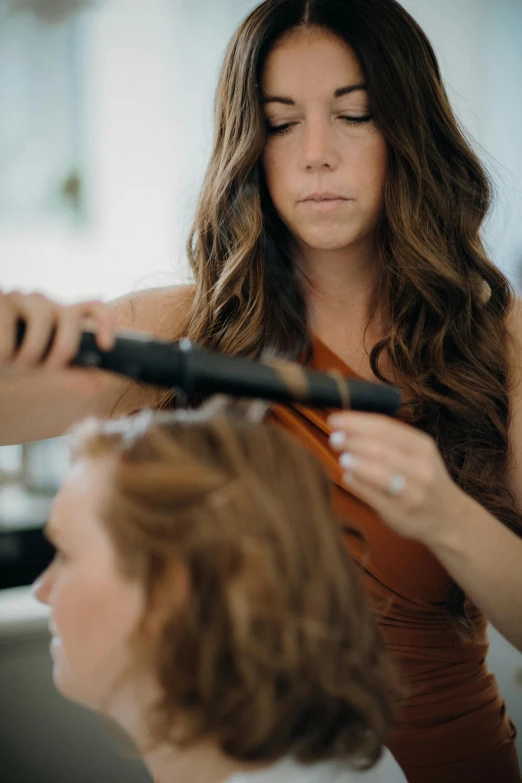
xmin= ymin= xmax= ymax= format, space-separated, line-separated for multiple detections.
xmin=268 ymin=335 xmax=519 ymax=783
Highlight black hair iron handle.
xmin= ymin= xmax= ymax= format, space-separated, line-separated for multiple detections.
xmin=15 ymin=319 xmax=401 ymax=415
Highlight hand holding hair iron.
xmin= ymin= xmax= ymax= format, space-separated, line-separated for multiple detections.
xmin=16 ymin=320 xmax=401 ymax=415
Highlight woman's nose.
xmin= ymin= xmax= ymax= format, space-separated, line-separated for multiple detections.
xmin=32 ymin=569 xmax=51 ymax=605
xmin=302 ymin=119 xmax=339 ymax=170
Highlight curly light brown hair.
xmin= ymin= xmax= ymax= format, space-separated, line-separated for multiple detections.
xmin=69 ymin=401 xmax=401 ymax=769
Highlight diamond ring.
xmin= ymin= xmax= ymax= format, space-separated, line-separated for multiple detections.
xmin=387 ymin=474 xmax=406 ymax=495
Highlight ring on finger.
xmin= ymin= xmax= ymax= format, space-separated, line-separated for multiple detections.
xmin=387 ymin=473 xmax=406 ymax=495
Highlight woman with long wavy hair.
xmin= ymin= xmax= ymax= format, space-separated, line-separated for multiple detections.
xmin=1 ymin=1 xmax=522 ymax=780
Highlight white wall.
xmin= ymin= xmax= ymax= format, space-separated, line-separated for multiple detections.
xmin=0 ymin=0 xmax=187 ymax=302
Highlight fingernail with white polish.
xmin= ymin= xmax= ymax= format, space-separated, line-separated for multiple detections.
xmin=330 ymin=431 xmax=346 ymax=448
xmin=339 ymin=452 xmax=356 ymax=470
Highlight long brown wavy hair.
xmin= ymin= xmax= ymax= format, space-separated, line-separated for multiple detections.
xmin=69 ymin=404 xmax=401 ymax=768
xmin=177 ymin=0 xmax=522 ymax=633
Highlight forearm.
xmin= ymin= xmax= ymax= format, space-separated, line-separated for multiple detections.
xmin=429 ymin=491 xmax=522 ymax=651
xmin=0 ymin=369 xmax=125 ymax=445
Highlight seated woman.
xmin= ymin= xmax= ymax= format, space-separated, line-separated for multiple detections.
xmin=32 ymin=403 xmax=406 ymax=783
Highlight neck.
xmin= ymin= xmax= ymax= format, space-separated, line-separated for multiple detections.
xmin=293 ymin=242 xmax=381 ymax=336
xmin=104 ymin=681 xmax=268 ymax=783
xmin=142 ymin=739 xmax=267 ymax=783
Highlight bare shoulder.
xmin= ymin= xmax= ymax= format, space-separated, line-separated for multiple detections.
xmin=104 ymin=284 xmax=195 ymax=417
xmin=110 ymin=284 xmax=195 ymax=340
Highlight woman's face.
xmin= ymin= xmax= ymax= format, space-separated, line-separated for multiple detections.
xmin=32 ymin=457 xmax=146 ymax=712
xmin=261 ymin=26 xmax=387 ymax=257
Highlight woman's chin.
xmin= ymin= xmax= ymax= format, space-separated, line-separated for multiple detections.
xmin=293 ymin=221 xmax=366 ymax=252
xmin=49 ymin=642 xmax=89 ymax=706
xmin=52 ymin=668 xmax=75 ymax=701
xmin=52 ymin=671 xmax=96 ymax=709
xmin=301 ymin=233 xmax=361 ymax=252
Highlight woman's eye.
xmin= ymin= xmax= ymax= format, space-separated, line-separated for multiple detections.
xmin=339 ymin=114 xmax=373 ymax=126
xmin=266 ymin=122 xmax=294 ymax=136
xmin=267 ymin=115 xmax=373 ymax=136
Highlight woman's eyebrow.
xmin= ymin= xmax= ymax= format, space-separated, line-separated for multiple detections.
xmin=333 ymin=83 xmax=367 ymax=98
xmin=262 ymin=82 xmax=367 ymax=106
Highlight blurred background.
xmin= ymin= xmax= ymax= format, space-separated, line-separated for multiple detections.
xmin=0 ymin=0 xmax=521 ymax=301
xmin=0 ymin=1 xmax=521 ymax=781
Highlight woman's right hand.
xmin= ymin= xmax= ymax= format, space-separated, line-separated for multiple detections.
xmin=0 ymin=289 xmax=118 ymax=387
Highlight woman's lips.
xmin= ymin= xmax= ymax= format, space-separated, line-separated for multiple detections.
xmin=49 ymin=621 xmax=62 ymax=649
xmin=300 ymin=196 xmax=349 ymax=210
xmin=50 ymin=636 xmax=63 ymax=653
xmin=303 ymin=192 xmax=347 ymax=201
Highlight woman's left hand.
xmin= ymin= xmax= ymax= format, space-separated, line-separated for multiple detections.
xmin=327 ymin=411 xmax=469 ymax=548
